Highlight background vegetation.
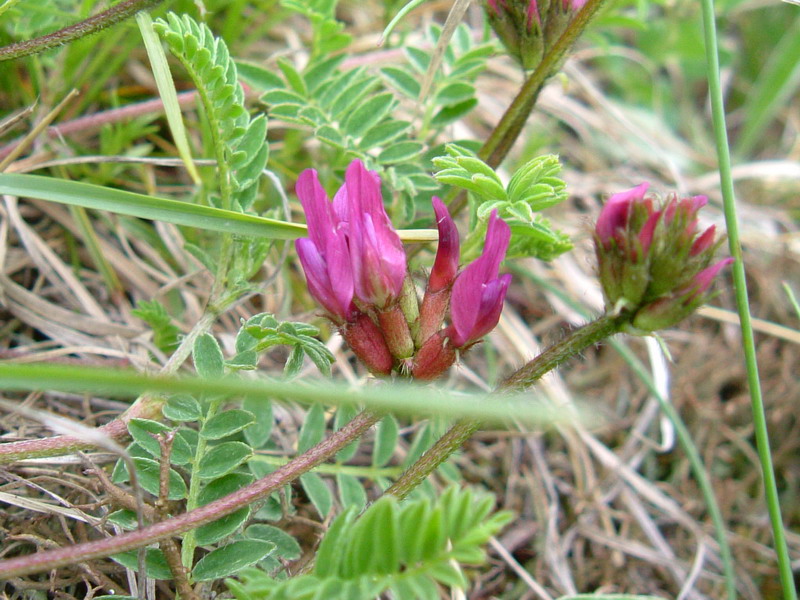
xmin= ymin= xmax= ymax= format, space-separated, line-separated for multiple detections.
xmin=0 ymin=0 xmax=798 ymax=598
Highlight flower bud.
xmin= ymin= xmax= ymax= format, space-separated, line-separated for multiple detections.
xmin=594 ymin=184 xmax=732 ymax=333
xmin=418 ymin=198 xmax=460 ymax=346
xmin=340 ymin=313 xmax=394 ymax=376
xmin=412 ymin=329 xmax=457 ymax=380
xmin=484 ymin=0 xmax=586 ymax=71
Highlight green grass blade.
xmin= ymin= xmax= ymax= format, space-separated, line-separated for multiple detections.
xmin=0 ymin=173 xmax=305 ymax=240
xmin=734 ymin=15 xmax=800 ymax=157
xmin=699 ymin=0 xmax=798 ymax=597
xmin=0 ymin=174 xmax=437 ymax=243
xmin=136 ymin=11 xmax=201 ymax=184
xmin=0 ymin=363 xmax=572 ymax=426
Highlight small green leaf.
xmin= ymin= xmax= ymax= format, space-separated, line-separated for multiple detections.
xmin=197 ymin=442 xmax=252 ymax=479
xmin=195 ymin=507 xmax=251 ymax=545
xmin=337 ymin=473 xmax=367 ymax=511
xmin=262 ymin=89 xmax=306 ymax=106
xmin=405 ymin=46 xmax=431 ymax=73
xmin=434 ymin=81 xmax=474 ymax=105
xmin=243 ymin=396 xmax=273 ymax=448
xmin=277 ymin=57 xmax=307 ymax=95
xmin=128 ymin=419 xmax=192 ymax=465
xmin=380 ymin=66 xmax=421 ymax=98
xmin=314 ymin=506 xmax=358 ymax=577
xmin=300 ymin=472 xmax=332 ymax=519
xmin=298 ymin=403 xmax=326 ymax=452
xmin=284 ymin=345 xmax=305 ymax=377
xmin=378 ymin=141 xmax=424 ymax=164
xmin=358 ymin=120 xmax=411 ymax=150
xmin=198 ymin=472 xmax=255 ymax=505
xmin=269 ymin=103 xmax=303 ymax=122
xmin=431 ymin=97 xmax=478 ymax=127
xmin=193 ymin=333 xmax=224 ymax=379
xmin=334 ymin=404 xmax=360 ymax=462
xmin=132 ymin=457 xmax=187 ymax=500
xmin=372 ymin=414 xmax=398 ymax=467
xmin=315 ymin=124 xmax=346 ymax=149
xmin=163 ymin=394 xmax=202 ymax=422
xmin=201 ymin=409 xmax=255 ymax=440
xmin=303 ymin=55 xmax=345 ymax=92
xmin=192 ymin=540 xmax=276 ymax=581
xmin=112 ymin=548 xmax=172 ymax=580
xmin=107 ymin=509 xmax=138 ymax=530
xmin=343 ymin=92 xmax=396 ymax=138
xmin=235 ymin=60 xmax=286 ymax=91
xmin=245 ymin=524 xmax=302 ymax=560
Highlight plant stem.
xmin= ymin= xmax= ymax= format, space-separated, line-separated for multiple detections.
xmin=699 ymin=0 xmax=797 ymax=597
xmin=180 ymin=397 xmax=224 ymax=570
xmin=0 ymin=0 xmax=163 ymax=62
xmin=0 ymin=410 xmax=381 ymax=578
xmin=386 ymin=314 xmax=622 ymax=500
xmin=446 ymin=0 xmax=608 ymax=216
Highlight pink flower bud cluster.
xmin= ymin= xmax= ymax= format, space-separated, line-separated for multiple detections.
xmin=484 ymin=0 xmax=586 ymax=71
xmin=594 ymin=183 xmax=733 ymax=333
xmin=296 ymin=160 xmax=512 ymax=380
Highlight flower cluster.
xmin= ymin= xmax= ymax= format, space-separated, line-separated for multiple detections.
xmin=485 ymin=0 xmax=586 ymax=70
xmin=594 ymin=183 xmax=733 ymax=333
xmin=296 ymin=160 xmax=511 ymax=380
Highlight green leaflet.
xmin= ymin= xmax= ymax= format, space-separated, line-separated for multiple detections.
xmin=227 ymin=486 xmax=512 ymax=600
xmin=153 ymin=13 xmax=269 ymax=211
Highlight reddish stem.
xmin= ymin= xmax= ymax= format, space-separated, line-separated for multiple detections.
xmin=0 ymin=410 xmax=380 ymax=578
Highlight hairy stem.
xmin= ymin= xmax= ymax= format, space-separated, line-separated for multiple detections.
xmin=386 ymin=314 xmax=623 ymax=500
xmin=0 ymin=0 xmax=163 ymax=62
xmin=0 ymin=410 xmax=380 ymax=578
xmin=447 ymin=0 xmax=608 ymax=217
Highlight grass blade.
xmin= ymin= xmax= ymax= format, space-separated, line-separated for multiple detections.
xmin=699 ymin=0 xmax=797 ymax=597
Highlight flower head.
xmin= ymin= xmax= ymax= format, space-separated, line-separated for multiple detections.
xmin=449 ymin=210 xmax=512 ymax=348
xmin=295 ymin=160 xmax=407 ymax=322
xmin=484 ymin=0 xmax=585 ymax=70
xmin=594 ymin=184 xmax=731 ymax=333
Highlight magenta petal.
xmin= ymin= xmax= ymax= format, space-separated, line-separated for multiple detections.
xmin=596 ymin=183 xmax=649 ymax=248
xmin=344 ymin=160 xmax=406 ymax=307
xmin=469 ymin=274 xmax=512 ymax=343
xmin=450 ymin=211 xmax=511 ymax=347
xmin=428 ymin=197 xmax=460 ymax=293
xmin=296 ymin=169 xmax=335 ymax=251
xmin=526 ymin=0 xmax=541 ymax=27
xmin=690 ymin=225 xmax=716 ymax=256
xmin=297 ymin=239 xmax=351 ymax=321
xmin=638 ymin=210 xmax=661 ymax=255
xmin=692 ymin=257 xmax=733 ymax=294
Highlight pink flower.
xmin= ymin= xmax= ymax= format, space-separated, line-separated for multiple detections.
xmin=295 ymin=160 xmax=407 ymax=321
xmin=449 ymin=211 xmax=512 ymax=348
